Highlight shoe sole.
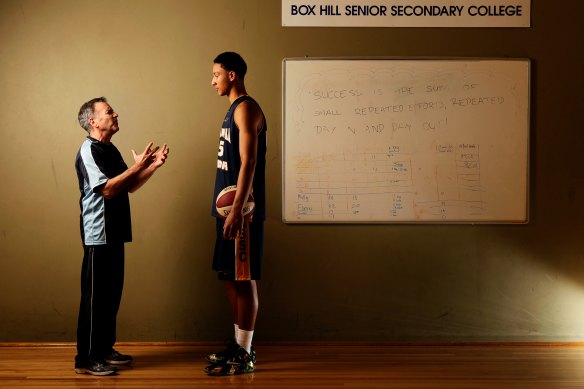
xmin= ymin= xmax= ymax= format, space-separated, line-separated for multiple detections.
xmin=203 ymin=362 xmax=241 ymax=374
xmin=74 ymin=368 xmax=116 ymax=376
xmin=205 ymin=361 xmax=254 ymax=376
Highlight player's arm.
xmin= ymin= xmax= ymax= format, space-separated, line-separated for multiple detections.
xmin=223 ymin=101 xmax=262 ymax=239
xmin=100 ymin=143 xmax=157 ymax=199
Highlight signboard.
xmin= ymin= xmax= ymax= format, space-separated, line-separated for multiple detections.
xmin=282 ymin=0 xmax=531 ymax=27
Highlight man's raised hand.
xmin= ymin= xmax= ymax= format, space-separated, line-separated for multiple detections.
xmin=131 ymin=142 xmax=160 ymax=167
xmin=151 ymin=144 xmax=169 ymax=168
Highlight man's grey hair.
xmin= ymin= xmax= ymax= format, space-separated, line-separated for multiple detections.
xmin=78 ymin=97 xmax=107 ymax=133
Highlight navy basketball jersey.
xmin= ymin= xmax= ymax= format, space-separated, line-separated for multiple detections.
xmin=212 ymin=95 xmax=267 ymax=220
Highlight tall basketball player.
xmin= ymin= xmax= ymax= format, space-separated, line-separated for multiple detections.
xmin=205 ymin=52 xmax=267 ymax=376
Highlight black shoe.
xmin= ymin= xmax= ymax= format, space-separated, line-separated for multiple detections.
xmin=105 ymin=349 xmax=133 ymax=365
xmin=205 ymin=339 xmax=256 ymax=365
xmin=206 ymin=347 xmax=254 ymax=376
xmin=74 ymin=359 xmax=117 ymax=376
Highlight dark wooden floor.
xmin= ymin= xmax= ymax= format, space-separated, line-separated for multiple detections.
xmin=2 ymin=342 xmax=584 ymax=388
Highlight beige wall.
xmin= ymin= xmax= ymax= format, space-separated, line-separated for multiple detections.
xmin=1 ymin=0 xmax=584 ymax=342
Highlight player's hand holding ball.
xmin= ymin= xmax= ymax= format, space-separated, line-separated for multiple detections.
xmin=216 ymin=185 xmax=255 ymax=239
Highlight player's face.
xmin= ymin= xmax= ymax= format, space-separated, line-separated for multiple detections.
xmin=92 ymin=102 xmax=119 ymax=134
xmin=211 ymin=63 xmax=233 ymax=96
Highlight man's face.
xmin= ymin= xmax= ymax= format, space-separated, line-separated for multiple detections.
xmin=91 ymin=102 xmax=119 ymax=133
xmin=211 ymin=63 xmax=233 ymax=96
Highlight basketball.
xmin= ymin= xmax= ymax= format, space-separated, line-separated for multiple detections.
xmin=215 ymin=185 xmax=255 ymax=219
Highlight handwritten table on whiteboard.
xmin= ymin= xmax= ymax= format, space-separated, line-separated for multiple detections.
xmin=282 ymin=58 xmax=530 ymax=223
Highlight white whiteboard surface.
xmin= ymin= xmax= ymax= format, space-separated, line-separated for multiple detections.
xmin=282 ymin=58 xmax=530 ymax=223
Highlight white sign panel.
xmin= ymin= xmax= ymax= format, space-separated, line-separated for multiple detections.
xmin=282 ymin=0 xmax=530 ymax=27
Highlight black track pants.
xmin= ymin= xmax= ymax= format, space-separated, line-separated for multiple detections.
xmin=76 ymin=243 xmax=125 ymax=363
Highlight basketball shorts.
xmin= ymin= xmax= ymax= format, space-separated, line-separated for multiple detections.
xmin=212 ymin=218 xmax=264 ymax=281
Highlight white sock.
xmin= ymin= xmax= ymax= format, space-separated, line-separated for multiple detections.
xmin=237 ymin=329 xmax=254 ymax=353
xmin=234 ymin=324 xmax=239 ymax=341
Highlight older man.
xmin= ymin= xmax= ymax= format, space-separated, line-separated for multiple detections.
xmin=74 ymin=97 xmax=168 ymax=375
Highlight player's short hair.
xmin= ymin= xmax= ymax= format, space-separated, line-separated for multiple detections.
xmin=78 ymin=97 xmax=107 ymax=133
xmin=214 ymin=52 xmax=247 ymax=80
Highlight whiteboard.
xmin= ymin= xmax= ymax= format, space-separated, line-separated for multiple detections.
xmin=282 ymin=58 xmax=530 ymax=223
